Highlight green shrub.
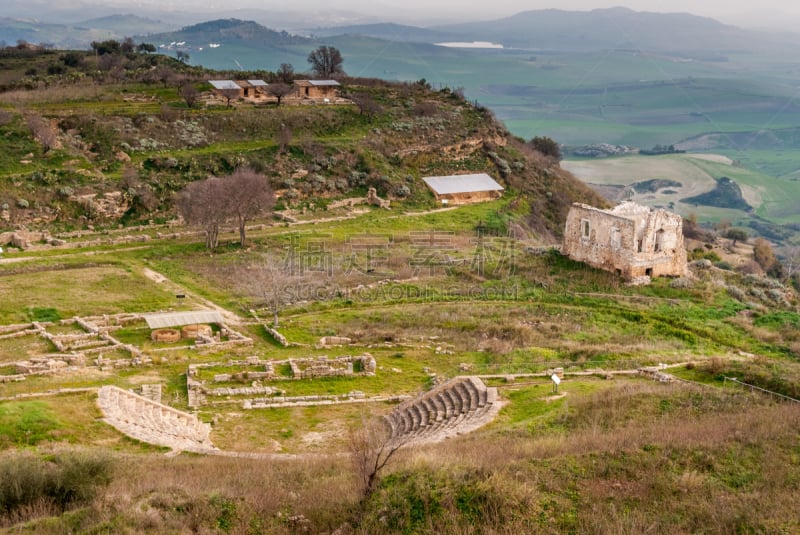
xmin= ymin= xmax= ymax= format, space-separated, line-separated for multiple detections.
xmin=753 ymin=311 xmax=800 ymax=330
xmin=0 ymin=450 xmax=114 ymax=520
xmin=28 ymin=307 xmax=61 ymax=322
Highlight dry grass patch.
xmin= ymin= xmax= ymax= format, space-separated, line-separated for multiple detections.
xmin=208 ymin=403 xmax=390 ymax=454
xmin=0 ymin=335 xmax=55 ymax=363
xmin=0 ymin=265 xmax=179 ymax=323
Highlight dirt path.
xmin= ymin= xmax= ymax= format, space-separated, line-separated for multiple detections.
xmin=141 ymin=267 xmax=243 ymax=325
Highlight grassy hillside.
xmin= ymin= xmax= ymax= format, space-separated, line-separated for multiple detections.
xmin=1 ymin=44 xmax=799 ymax=535
xmin=176 ymin=25 xmax=800 ymax=155
xmin=0 ymin=47 xmax=603 ymax=238
xmin=0 ymin=206 xmax=798 ymax=532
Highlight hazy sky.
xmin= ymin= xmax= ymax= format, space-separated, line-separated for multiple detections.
xmin=11 ymin=0 xmax=800 ymax=30
xmin=158 ymin=0 xmax=800 ymax=19
xmin=382 ymin=0 xmax=799 ymax=17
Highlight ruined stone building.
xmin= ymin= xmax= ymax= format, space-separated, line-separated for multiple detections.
xmin=562 ymin=201 xmax=688 ymax=280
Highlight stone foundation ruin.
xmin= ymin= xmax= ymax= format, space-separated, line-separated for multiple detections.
xmin=186 ymin=354 xmax=377 ymax=408
xmin=0 ymin=312 xmax=252 ymax=383
xmin=151 ymin=328 xmax=181 ymax=343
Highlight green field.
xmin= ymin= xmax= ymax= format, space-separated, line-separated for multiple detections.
xmin=187 ymin=42 xmax=800 ymax=224
xmin=1 ymin=41 xmax=800 ymax=533
xmin=192 ymin=42 xmax=800 ymax=151
xmin=1 ymin=202 xmax=799 ymax=532
xmin=562 ymin=153 xmax=800 ymax=232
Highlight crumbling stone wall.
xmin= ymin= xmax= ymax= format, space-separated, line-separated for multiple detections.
xmin=563 ymin=201 xmax=687 ymax=280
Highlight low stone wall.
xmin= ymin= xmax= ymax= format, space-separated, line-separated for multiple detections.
xmin=264 ymin=326 xmax=288 ymax=346
xmin=242 ymin=391 xmax=408 ymax=409
xmin=318 ymin=336 xmax=352 ymax=347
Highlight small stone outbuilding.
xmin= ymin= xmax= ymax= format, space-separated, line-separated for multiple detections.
xmin=209 ymin=80 xmax=269 ymax=102
xmin=562 ymin=201 xmax=688 ymax=280
xmin=293 ymin=80 xmax=340 ymax=100
xmin=422 ymin=173 xmax=504 ymax=205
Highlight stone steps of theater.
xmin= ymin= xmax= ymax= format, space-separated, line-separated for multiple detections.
xmin=384 ymin=376 xmax=499 ymax=446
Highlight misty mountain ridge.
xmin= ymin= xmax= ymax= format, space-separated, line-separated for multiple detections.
xmin=308 ymin=23 xmax=453 ymax=43
xmin=310 ymin=7 xmax=799 ymax=56
xmin=426 ymin=7 xmax=792 ymax=54
xmin=3 ymin=7 xmax=800 ymax=56
xmin=143 ymin=19 xmax=311 ymax=49
xmin=74 ymin=14 xmax=177 ymax=34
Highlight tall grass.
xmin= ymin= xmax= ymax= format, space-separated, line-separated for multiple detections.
xmin=6 ymin=389 xmax=798 ymax=533
xmin=0 ymin=448 xmax=114 ymax=526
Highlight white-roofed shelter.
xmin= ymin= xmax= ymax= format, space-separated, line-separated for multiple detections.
xmin=144 ymin=311 xmax=224 ymax=329
xmin=422 ymin=173 xmax=504 ymax=205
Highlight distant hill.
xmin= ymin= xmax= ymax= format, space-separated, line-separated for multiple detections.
xmin=309 ymin=23 xmax=453 ymax=43
xmin=0 ymin=14 xmax=174 ymax=49
xmin=0 ymin=17 xmax=41 ymax=46
xmin=430 ymin=7 xmax=791 ymax=54
xmin=75 ymin=14 xmax=176 ymax=36
xmin=0 ymin=48 xmax=605 ymax=235
xmin=142 ymin=19 xmax=311 ymax=49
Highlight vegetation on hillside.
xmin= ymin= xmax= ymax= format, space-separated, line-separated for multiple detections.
xmin=682 ymin=176 xmax=752 ymax=211
xmin=0 ymin=46 xmax=603 ymax=237
xmin=1 ymin=42 xmax=799 ymax=535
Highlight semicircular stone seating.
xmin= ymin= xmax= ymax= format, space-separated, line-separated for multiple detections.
xmin=97 ymin=385 xmax=216 ymax=453
xmin=384 ymin=376 xmax=501 ymax=446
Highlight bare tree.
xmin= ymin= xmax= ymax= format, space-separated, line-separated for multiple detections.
xmin=782 ymin=246 xmax=800 ymax=279
xmin=24 ymin=112 xmax=57 ymax=154
xmin=233 ymin=254 xmax=320 ymax=327
xmin=179 ymin=82 xmax=199 ymax=108
xmin=225 ymin=168 xmax=275 ymax=247
xmin=150 ymin=65 xmax=177 ymax=87
xmin=177 ymin=169 xmax=274 ymax=249
xmin=218 ymin=87 xmax=240 ymax=108
xmin=349 ymin=415 xmax=405 ymax=499
xmin=307 ymin=45 xmax=344 ymax=78
xmin=349 ymin=92 xmax=382 ymax=121
xmin=176 ymin=177 xmax=229 ymax=249
xmin=277 ymin=63 xmax=294 ymax=83
xmin=267 ymin=82 xmax=293 ymax=106
xmin=277 ymin=124 xmax=293 ymax=154
xmin=782 ymin=246 xmax=800 ymax=290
